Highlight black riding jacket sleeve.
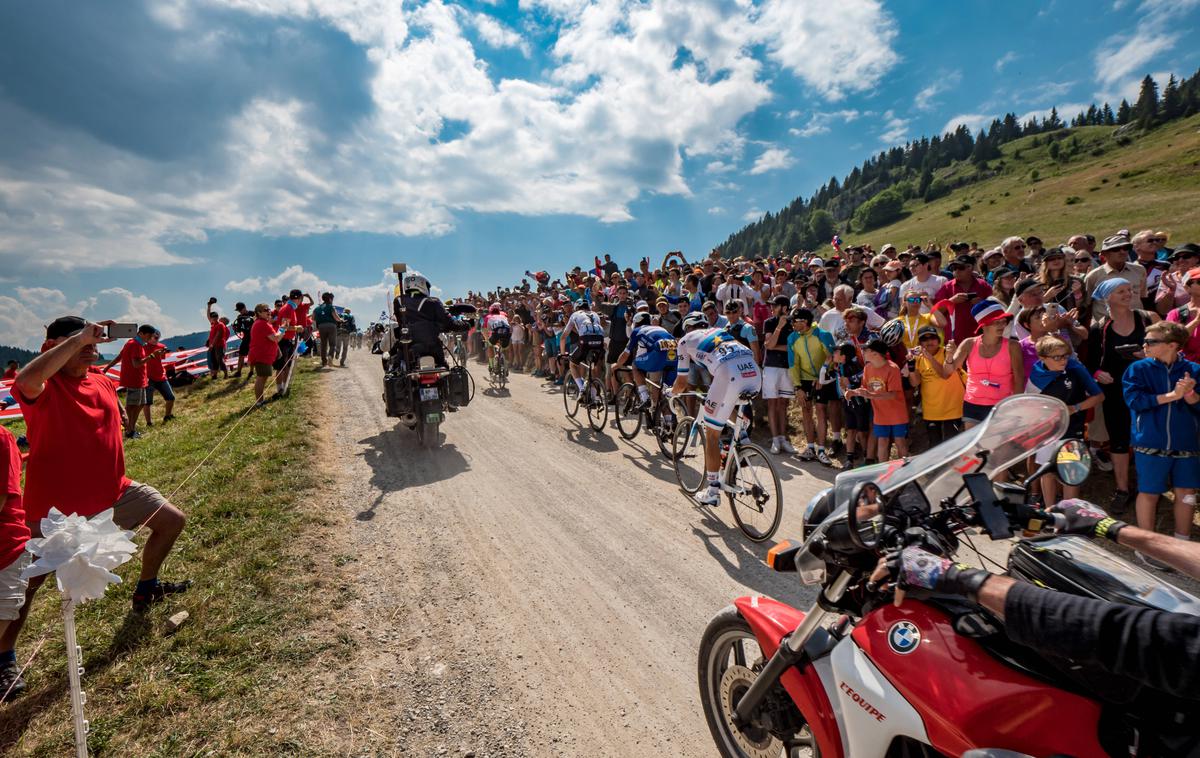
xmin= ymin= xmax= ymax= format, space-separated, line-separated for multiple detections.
xmin=1004 ymin=581 xmax=1200 ymax=700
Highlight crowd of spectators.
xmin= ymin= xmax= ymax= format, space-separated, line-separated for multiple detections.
xmin=453 ymin=231 xmax=1200 ymax=570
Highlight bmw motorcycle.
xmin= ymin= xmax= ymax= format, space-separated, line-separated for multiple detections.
xmin=698 ymin=394 xmax=1200 ymax=758
xmin=382 ymin=303 xmax=476 ymax=448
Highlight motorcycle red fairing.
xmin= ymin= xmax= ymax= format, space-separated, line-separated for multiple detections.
xmin=734 ymin=595 xmax=844 ymax=758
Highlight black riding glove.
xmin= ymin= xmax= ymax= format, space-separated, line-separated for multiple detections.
xmin=887 ymin=547 xmax=992 ymax=601
xmin=1051 ymin=499 xmax=1127 ymax=542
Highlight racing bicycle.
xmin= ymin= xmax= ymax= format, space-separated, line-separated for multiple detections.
xmin=672 ymin=393 xmax=783 ymax=542
xmin=562 ymin=354 xmax=608 ymax=432
xmin=489 ymin=345 xmax=508 ymax=390
xmin=613 ymin=368 xmax=680 ymax=459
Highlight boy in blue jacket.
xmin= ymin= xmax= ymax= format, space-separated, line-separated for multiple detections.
xmin=1122 ymin=321 xmax=1200 ymax=569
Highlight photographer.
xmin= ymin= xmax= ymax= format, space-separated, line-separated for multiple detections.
xmin=3 ymin=317 xmax=190 ymax=698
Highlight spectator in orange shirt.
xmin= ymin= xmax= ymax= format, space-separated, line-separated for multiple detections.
xmin=851 ymin=339 xmax=910 ymax=461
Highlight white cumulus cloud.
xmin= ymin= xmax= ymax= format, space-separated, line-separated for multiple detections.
xmin=749 ymin=147 xmax=794 ymax=175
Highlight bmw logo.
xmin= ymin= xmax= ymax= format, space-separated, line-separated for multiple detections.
xmin=888 ymin=621 xmax=921 ymax=655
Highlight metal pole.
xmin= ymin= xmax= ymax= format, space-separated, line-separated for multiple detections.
xmin=61 ymin=599 xmax=89 ymax=758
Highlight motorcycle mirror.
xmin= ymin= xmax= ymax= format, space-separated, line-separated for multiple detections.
xmin=845 ymin=481 xmax=882 ymax=551
xmin=1053 ymin=438 xmax=1091 ymax=486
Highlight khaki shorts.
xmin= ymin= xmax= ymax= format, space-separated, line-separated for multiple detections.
xmin=0 ymin=553 xmax=31 ymax=621
xmin=27 ymin=481 xmax=169 ymax=538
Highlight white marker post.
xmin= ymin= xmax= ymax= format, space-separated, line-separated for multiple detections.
xmin=21 ymin=508 xmax=137 ymax=758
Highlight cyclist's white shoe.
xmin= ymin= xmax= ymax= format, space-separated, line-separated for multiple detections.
xmin=816 ymin=449 xmax=833 ymax=466
xmin=798 ymin=445 xmax=817 ymax=462
xmin=780 ymin=438 xmax=797 ymax=454
xmin=694 ymin=487 xmax=721 ymax=506
xmin=770 ymin=439 xmax=782 ymax=455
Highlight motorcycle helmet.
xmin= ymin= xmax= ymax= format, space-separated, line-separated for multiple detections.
xmin=682 ymin=312 xmax=708 ymax=332
xmin=631 ymin=312 xmax=652 ymax=328
xmin=489 ymin=302 xmax=501 ymax=314
xmin=403 ymin=273 xmax=430 ymax=297
xmin=878 ymin=318 xmax=904 ymax=347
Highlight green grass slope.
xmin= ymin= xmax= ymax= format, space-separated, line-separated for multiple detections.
xmin=853 ymin=115 xmax=1200 ymax=248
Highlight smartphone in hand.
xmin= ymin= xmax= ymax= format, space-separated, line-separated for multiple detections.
xmin=106 ymin=323 xmax=139 ymax=339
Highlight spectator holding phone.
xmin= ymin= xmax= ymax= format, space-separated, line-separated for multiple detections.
xmin=1165 ymin=267 xmax=1200 ymax=362
xmin=933 ymin=255 xmax=993 ymax=343
xmin=231 ymin=302 xmax=256 ymax=378
xmin=1123 ymin=321 xmax=1200 ymax=569
xmin=102 ymin=324 xmax=161 ymax=439
xmin=945 ymin=300 xmax=1023 ymax=429
xmin=204 ymin=299 xmax=230 ymax=379
xmin=4 ymin=317 xmax=189 ymax=697
xmin=910 ymin=325 xmax=964 ymax=446
xmin=143 ymin=329 xmax=174 ymax=424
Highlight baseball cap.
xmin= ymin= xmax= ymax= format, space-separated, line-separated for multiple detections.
xmin=880 ymin=243 xmax=896 ymax=255
xmin=771 ymin=295 xmax=790 ymax=307
xmin=46 ymin=315 xmax=87 ymax=340
xmin=1169 ymin=243 xmax=1199 ymax=260
xmin=807 ymin=257 xmax=824 ymax=267
xmin=1015 ymin=278 xmax=1042 ymax=297
xmin=1184 ymin=267 xmax=1200 ymax=285
xmin=949 ymin=254 xmax=976 ymax=269
xmin=917 ymin=325 xmax=941 ymax=340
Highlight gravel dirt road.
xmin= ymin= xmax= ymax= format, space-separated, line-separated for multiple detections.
xmin=322 ymin=352 xmax=835 ymax=757
xmin=317 ymin=351 xmax=1197 ymax=757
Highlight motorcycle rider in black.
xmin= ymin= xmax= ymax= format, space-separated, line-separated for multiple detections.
xmin=391 ymin=272 xmax=468 ymax=369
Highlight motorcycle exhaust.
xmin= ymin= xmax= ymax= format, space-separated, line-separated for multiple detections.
xmin=399 ymin=412 xmax=417 ymax=427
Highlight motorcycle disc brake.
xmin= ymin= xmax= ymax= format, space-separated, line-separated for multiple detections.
xmin=718 ymin=665 xmax=784 ymax=758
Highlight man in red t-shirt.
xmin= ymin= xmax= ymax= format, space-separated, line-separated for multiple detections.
xmin=0 ymin=424 xmax=31 ymax=700
xmin=2 ymin=361 xmax=16 ymax=380
xmin=142 ymin=329 xmax=174 ymax=425
xmin=272 ymin=289 xmax=304 ymax=396
xmin=933 ymin=255 xmax=993 ymax=343
xmin=102 ymin=325 xmax=159 ymax=439
xmin=3 ymin=317 xmax=190 ymax=696
xmin=204 ymin=298 xmax=231 ymax=379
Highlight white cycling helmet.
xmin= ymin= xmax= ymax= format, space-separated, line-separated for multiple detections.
xmin=631 ymin=311 xmax=652 ymax=328
xmin=403 ymin=273 xmax=430 ymax=297
xmin=682 ymin=312 xmax=708 ymax=332
xmin=878 ymin=318 xmax=904 ymax=347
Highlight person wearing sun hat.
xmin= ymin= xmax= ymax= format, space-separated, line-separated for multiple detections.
xmin=1166 ymin=266 xmax=1200 ymax=361
xmin=942 ymin=299 xmax=1024 ymax=428
xmin=1085 ymin=233 xmax=1148 ymax=320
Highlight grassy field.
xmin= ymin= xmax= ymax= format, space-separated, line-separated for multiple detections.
xmin=0 ymin=361 xmax=351 ymax=756
xmin=857 ymin=114 xmax=1200 ymax=248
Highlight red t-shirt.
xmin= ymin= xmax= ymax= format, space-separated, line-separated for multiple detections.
xmin=2 ymin=368 xmax=16 ymax=380
xmin=276 ymin=303 xmax=299 ymax=338
xmin=208 ymin=321 xmax=229 ymax=348
xmin=146 ymin=349 xmax=167 ymax=382
xmin=0 ymin=426 xmax=29 ymax=568
xmin=1166 ymin=305 xmax=1200 ymax=362
xmin=117 ymin=339 xmax=150 ymax=389
xmin=864 ymin=361 xmax=908 ymax=426
xmin=934 ymin=276 xmax=993 ymax=343
xmin=296 ymin=302 xmax=311 ymax=328
xmin=14 ymin=371 xmax=131 ymax=522
xmin=248 ymin=319 xmax=280 ymax=365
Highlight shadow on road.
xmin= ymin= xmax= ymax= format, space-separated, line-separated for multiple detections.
xmin=688 ymin=510 xmax=817 ymax=605
xmin=564 ymin=425 xmax=618 ymax=453
xmin=355 ymin=427 xmax=471 ymax=521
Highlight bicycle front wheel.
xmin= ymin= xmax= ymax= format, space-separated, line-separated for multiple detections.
xmin=614 ymin=383 xmax=642 ymax=439
xmin=726 ymin=443 xmax=783 ymax=542
xmin=586 ymin=379 xmax=608 ymax=431
xmin=672 ymin=416 xmax=706 ymax=493
xmin=563 ymin=376 xmax=580 ymax=418
xmin=653 ymin=399 xmax=677 ymax=459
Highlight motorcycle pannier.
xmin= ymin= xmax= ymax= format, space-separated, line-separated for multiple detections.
xmin=1008 ymin=535 xmax=1200 ymax=613
xmin=445 ymin=366 xmax=471 ymax=407
xmin=383 ymin=372 xmax=412 ymax=417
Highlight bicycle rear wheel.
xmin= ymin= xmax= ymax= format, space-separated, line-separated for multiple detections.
xmin=653 ymin=399 xmax=677 ymax=459
xmin=614 ymin=383 xmax=642 ymax=439
xmin=672 ymin=416 xmax=706 ymax=493
xmin=497 ymin=357 xmax=507 ymax=389
xmin=563 ymin=376 xmax=580 ymax=418
xmin=586 ymin=378 xmax=608 ymax=431
xmin=726 ymin=442 xmax=783 ymax=542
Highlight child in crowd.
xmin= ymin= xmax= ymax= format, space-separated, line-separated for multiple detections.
xmin=910 ymin=325 xmax=964 ymax=446
xmin=853 ymin=339 xmax=909 ymax=461
xmin=1122 ymin=321 xmax=1200 ymax=569
xmin=833 ymin=342 xmax=870 ymax=466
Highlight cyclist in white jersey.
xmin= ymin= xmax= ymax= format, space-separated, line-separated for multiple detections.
xmin=483 ymin=303 xmax=511 ymax=375
xmin=561 ymin=299 xmax=605 ymax=397
xmin=665 ymin=313 xmax=762 ymax=506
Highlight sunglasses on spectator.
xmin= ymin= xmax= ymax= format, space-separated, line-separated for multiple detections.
xmin=1143 ymin=339 xmax=1166 ymax=346
xmin=1149 ymin=237 xmax=1167 ymax=244
xmin=1074 ymin=256 xmax=1091 ymax=262
xmin=905 ymin=296 xmax=922 ymax=303
xmin=1042 ymin=352 xmax=1070 ymax=361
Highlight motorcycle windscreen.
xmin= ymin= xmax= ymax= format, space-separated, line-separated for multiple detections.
xmin=827 ymin=394 xmax=1069 ymax=509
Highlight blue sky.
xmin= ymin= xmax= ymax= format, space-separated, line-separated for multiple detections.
xmin=2 ymin=0 xmax=1198 ymax=345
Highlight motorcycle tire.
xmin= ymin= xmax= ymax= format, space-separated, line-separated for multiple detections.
xmin=421 ymin=420 xmax=441 ymax=449
xmin=698 ymin=605 xmax=819 ymax=758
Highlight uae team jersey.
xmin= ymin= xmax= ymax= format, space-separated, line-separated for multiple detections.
xmin=676 ymin=327 xmax=755 ymax=375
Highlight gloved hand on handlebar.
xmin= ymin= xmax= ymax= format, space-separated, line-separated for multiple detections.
xmin=1049 ymin=499 xmax=1127 ymax=542
xmin=875 ymin=547 xmax=991 ymax=602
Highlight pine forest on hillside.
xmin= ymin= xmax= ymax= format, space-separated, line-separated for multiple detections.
xmin=716 ymin=71 xmax=1200 ymax=257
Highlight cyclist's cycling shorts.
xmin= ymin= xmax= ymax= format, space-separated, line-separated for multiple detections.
xmin=571 ymin=334 xmax=605 ymax=365
xmin=634 ymin=352 xmax=674 ymax=374
xmin=702 ymin=359 xmax=761 ymax=431
xmin=488 ymin=327 xmax=512 ymax=348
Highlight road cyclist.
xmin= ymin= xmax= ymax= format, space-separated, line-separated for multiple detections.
xmin=483 ymin=302 xmax=512 ymax=388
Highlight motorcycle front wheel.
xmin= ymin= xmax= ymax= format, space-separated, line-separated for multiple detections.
xmin=698 ymin=606 xmax=819 ymax=758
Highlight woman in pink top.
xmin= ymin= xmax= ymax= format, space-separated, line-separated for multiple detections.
xmin=945 ymin=300 xmax=1024 ymax=428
